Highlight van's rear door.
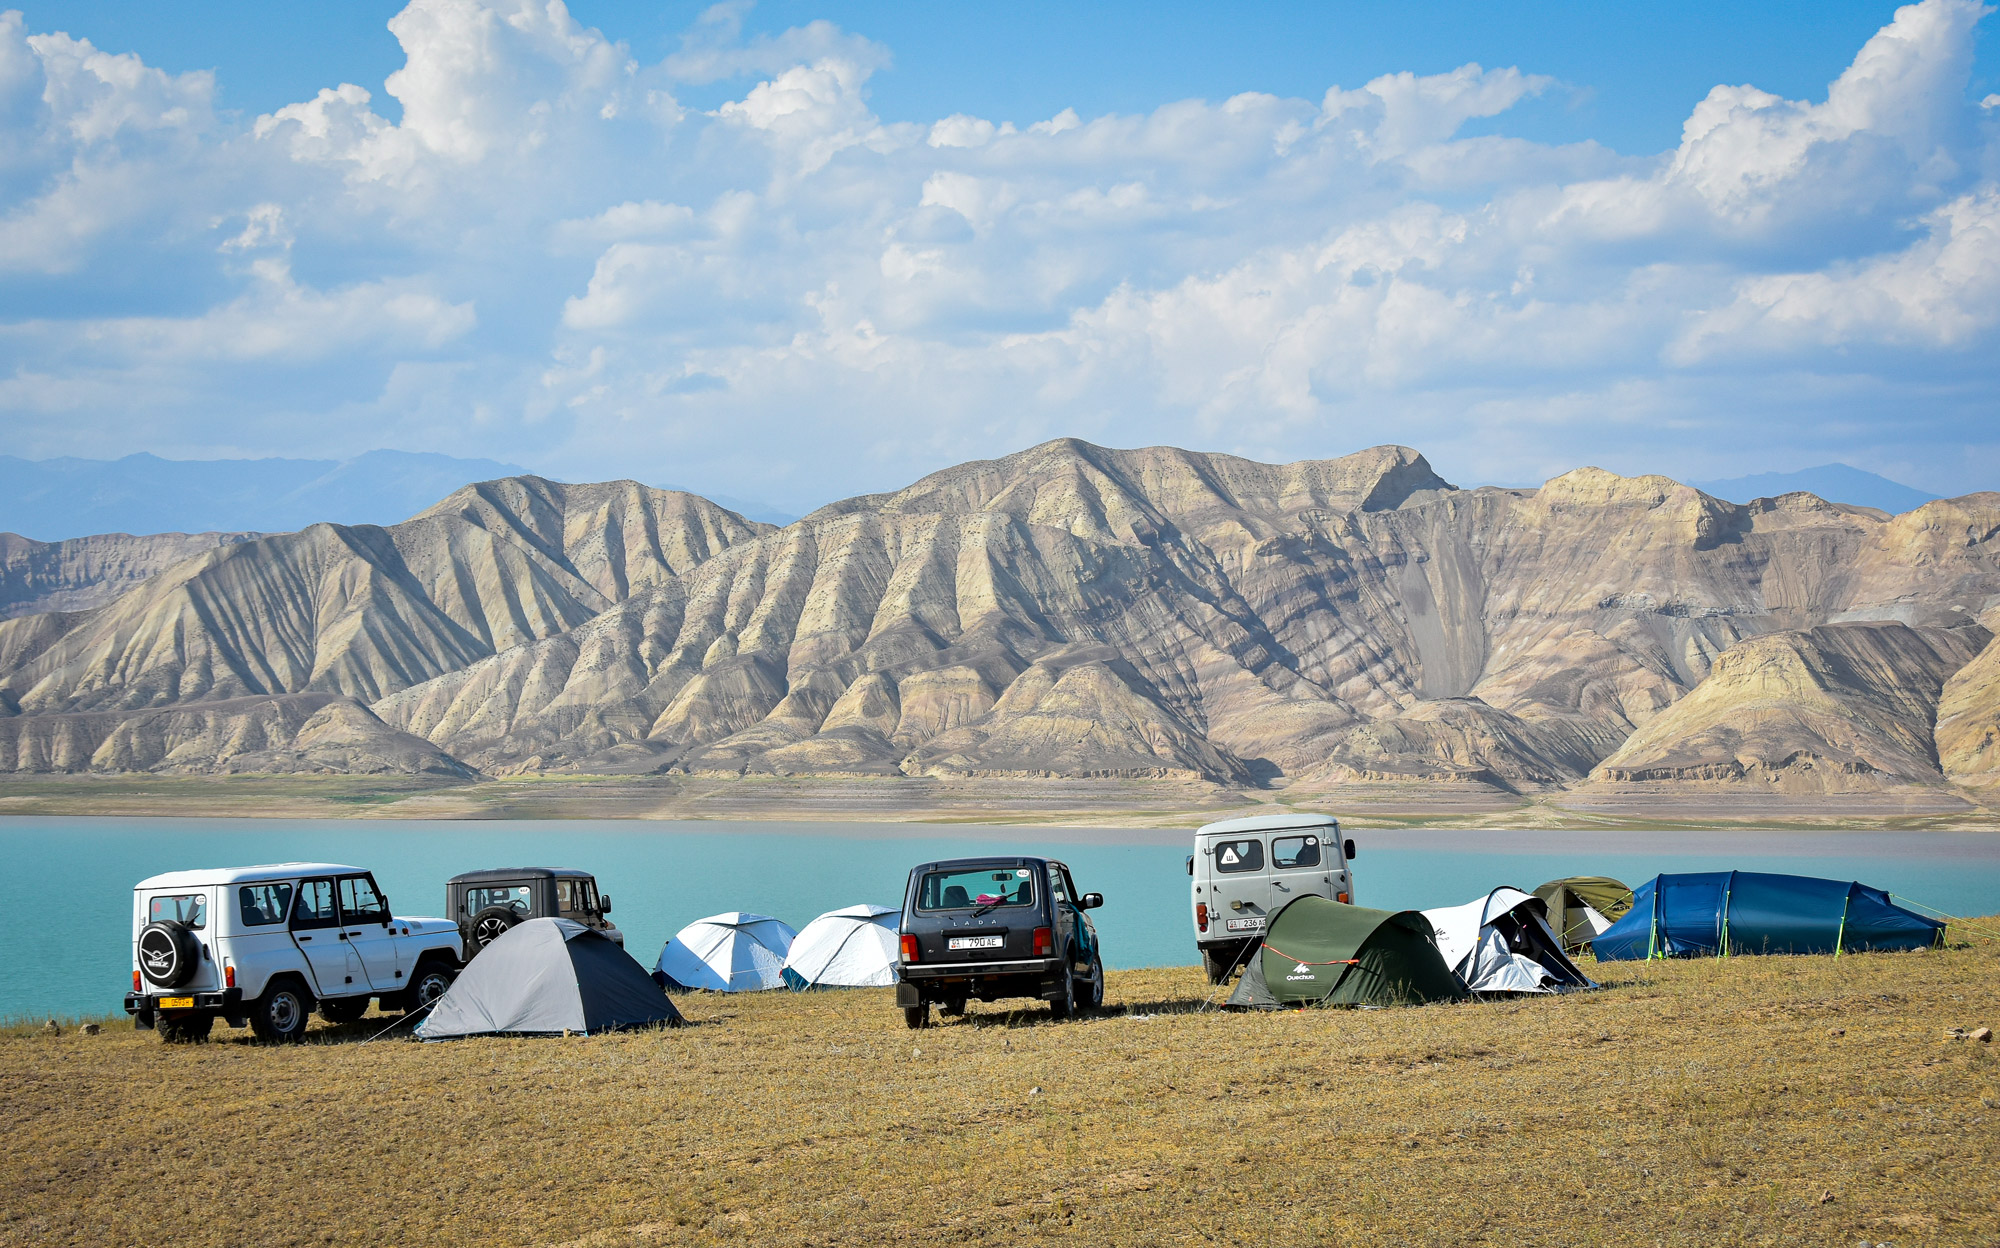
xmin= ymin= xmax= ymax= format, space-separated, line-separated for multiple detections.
xmin=1202 ymin=833 xmax=1275 ymax=938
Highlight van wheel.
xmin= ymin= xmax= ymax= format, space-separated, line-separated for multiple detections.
xmin=1202 ymin=947 xmax=1236 ymax=985
xmin=318 ymin=997 xmax=369 ymax=1025
xmin=249 ymin=979 xmax=313 ymax=1043
xmin=157 ymin=1013 xmax=213 ymax=1044
xmin=902 ymin=1004 xmax=930 ymax=1030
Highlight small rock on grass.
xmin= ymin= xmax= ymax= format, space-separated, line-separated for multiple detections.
xmin=79 ymin=1023 xmax=100 ymax=1036
xmin=1974 ymin=1027 xmax=1992 ymax=1043
xmin=1829 ymin=1028 xmax=1845 ymax=1038
xmin=39 ymin=1019 xmax=59 ymax=1037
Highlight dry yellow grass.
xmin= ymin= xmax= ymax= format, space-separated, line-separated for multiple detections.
xmin=5 ymin=939 xmax=1999 ymax=1247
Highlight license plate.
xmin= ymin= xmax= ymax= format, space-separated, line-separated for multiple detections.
xmin=1225 ymin=917 xmax=1265 ymax=933
xmin=157 ymin=996 xmax=194 ymax=1010
xmin=948 ymin=935 xmax=1005 ymax=951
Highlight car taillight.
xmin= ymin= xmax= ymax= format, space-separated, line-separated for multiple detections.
xmin=1195 ymin=902 xmax=1209 ymax=933
xmin=224 ymin=964 xmax=236 ymax=988
xmin=1033 ymin=927 xmax=1053 ymax=956
xmin=132 ymin=970 xmax=141 ymax=992
xmin=900 ymin=933 xmax=920 ymax=963
xmin=1337 ymin=892 xmax=1350 ymax=904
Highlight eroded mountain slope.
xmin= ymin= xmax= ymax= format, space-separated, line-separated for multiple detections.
xmin=0 ymin=530 xmax=260 ymax=621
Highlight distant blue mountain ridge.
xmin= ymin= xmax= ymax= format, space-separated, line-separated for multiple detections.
xmin=0 ymin=452 xmax=798 ymax=542
xmin=1688 ymin=464 xmax=1941 ymax=516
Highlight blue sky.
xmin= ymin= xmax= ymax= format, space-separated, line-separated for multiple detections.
xmin=1 ymin=0 xmax=1996 ymax=509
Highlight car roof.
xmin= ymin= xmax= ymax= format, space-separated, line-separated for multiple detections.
xmin=447 ymin=868 xmax=592 ymax=884
xmin=1195 ymin=812 xmax=1341 ymax=836
xmin=134 ymin=863 xmax=364 ymax=890
xmin=910 ymin=856 xmax=1049 ymax=874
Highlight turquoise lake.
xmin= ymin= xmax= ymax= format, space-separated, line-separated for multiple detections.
xmin=5 ymin=816 xmax=1998 ymax=1020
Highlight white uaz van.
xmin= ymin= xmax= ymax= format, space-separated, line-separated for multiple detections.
xmin=1189 ymin=813 xmax=1355 ymax=983
xmin=125 ymin=863 xmax=464 ymax=1043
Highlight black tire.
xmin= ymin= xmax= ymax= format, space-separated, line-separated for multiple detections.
xmin=137 ymin=920 xmax=201 ymax=990
xmin=939 ymin=996 xmax=966 ymax=1017
xmin=903 ymin=1003 xmax=930 ymax=1030
xmin=1202 ymin=946 xmax=1236 ymax=985
xmin=1079 ymin=950 xmax=1105 ymax=1012
xmin=157 ymin=1013 xmax=213 ymax=1045
xmin=318 ymin=997 xmax=369 ymax=1025
xmin=249 ymin=978 xmax=313 ymax=1043
xmin=468 ymin=907 xmax=520 ymax=953
xmin=1049 ymin=956 xmax=1077 ymax=1020
xmin=399 ymin=961 xmax=456 ymax=1014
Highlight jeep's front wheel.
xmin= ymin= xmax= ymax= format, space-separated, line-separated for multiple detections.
xmin=157 ymin=1013 xmax=213 ymax=1044
xmin=249 ymin=980 xmax=313 ymax=1043
xmin=400 ymin=962 xmax=455 ymax=1014
xmin=902 ymin=1003 xmax=930 ymax=1030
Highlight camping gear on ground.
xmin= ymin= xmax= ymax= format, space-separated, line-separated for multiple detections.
xmin=1593 ymin=871 xmax=1945 ymax=961
xmin=1226 ymin=896 xmax=1469 ymax=1009
xmin=783 ymin=904 xmax=901 ymax=989
xmin=1531 ymin=876 xmax=1634 ymax=954
xmin=1421 ymin=887 xmax=1595 ymax=995
xmin=655 ymin=912 xmax=799 ymax=991
xmin=418 ymin=917 xmax=681 ymax=1038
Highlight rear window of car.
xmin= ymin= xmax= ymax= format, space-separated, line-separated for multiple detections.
xmin=149 ymin=894 xmax=206 ymax=928
xmin=918 ymin=867 xmax=1036 ymax=911
xmin=1211 ymin=839 xmax=1264 ymax=873
xmin=238 ymin=883 xmax=292 ymax=927
xmin=467 ymin=885 xmax=533 ymax=915
xmin=1272 ymin=835 xmax=1322 ymax=869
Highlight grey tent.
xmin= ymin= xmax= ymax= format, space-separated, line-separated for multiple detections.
xmin=419 ymin=918 xmax=682 ymax=1039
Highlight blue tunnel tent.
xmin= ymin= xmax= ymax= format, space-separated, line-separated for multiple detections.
xmin=1593 ymin=871 xmax=1944 ymax=961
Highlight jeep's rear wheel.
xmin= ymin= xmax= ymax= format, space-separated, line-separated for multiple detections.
xmin=902 ymin=1003 xmax=930 ymax=1030
xmin=939 ymin=995 xmax=966 ymax=1017
xmin=318 ymin=997 xmax=369 ymax=1025
xmin=1202 ymin=946 xmax=1237 ymax=985
xmin=157 ymin=1013 xmax=213 ymax=1044
xmin=249 ymin=980 xmax=312 ymax=1043
xmin=400 ymin=962 xmax=455 ymax=1014
xmin=469 ymin=907 xmax=519 ymax=952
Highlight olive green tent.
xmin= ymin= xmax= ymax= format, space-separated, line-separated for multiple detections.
xmin=1225 ymin=896 xmax=1469 ymax=1009
xmin=1531 ymin=877 xmax=1634 ymax=954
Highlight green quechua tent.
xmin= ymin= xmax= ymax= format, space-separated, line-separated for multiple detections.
xmin=1532 ymin=877 xmax=1635 ymax=954
xmin=1226 ymin=896 xmax=1469 ymax=1009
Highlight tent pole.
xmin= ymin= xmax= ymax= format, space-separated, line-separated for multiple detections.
xmin=1648 ymin=876 xmax=1661 ymax=961
xmin=1720 ymin=871 xmax=1734 ymax=959
xmin=1835 ymin=886 xmax=1852 ymax=958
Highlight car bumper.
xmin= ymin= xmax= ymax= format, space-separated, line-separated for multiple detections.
xmin=900 ymin=957 xmax=1061 ymax=980
xmin=126 ymin=988 xmax=243 ymax=1023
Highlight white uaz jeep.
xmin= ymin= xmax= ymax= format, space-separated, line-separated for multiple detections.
xmin=125 ymin=863 xmax=465 ymax=1043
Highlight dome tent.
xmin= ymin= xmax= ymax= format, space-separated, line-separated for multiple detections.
xmin=419 ymin=918 xmax=680 ymax=1039
xmin=1421 ymin=887 xmax=1594 ymax=995
xmin=655 ymin=912 xmax=798 ymax=992
xmin=1594 ymin=871 xmax=1944 ymax=961
xmin=1226 ymin=896 xmax=1468 ymax=1009
xmin=783 ymin=904 xmax=901 ymax=989
xmin=1531 ymin=877 xmax=1634 ymax=954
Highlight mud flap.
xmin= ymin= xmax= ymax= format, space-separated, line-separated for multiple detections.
xmin=895 ymin=981 xmax=921 ymax=1007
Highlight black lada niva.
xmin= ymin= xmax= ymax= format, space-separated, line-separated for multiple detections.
xmin=894 ymin=855 xmax=1104 ymax=1029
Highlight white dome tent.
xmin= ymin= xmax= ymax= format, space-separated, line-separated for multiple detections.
xmin=782 ymin=904 xmax=901 ymax=989
xmin=1421 ymin=887 xmax=1595 ymax=995
xmin=654 ymin=912 xmax=798 ymax=992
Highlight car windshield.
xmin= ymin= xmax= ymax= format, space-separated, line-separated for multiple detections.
xmin=918 ymin=866 xmax=1036 ymax=911
xmin=149 ymin=894 xmax=206 ymax=928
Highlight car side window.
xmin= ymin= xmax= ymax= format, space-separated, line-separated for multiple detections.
xmin=557 ymin=879 xmax=574 ymax=912
xmin=239 ymin=883 xmax=293 ymax=927
xmin=1212 ymin=838 xmax=1264 ymax=873
xmin=339 ymin=875 xmax=387 ymax=925
xmin=1272 ymin=835 xmax=1322 ymax=869
xmin=292 ymin=879 xmax=339 ymax=930
xmin=1057 ymin=865 xmax=1082 ymax=906
xmin=1047 ymin=866 xmax=1068 ymax=906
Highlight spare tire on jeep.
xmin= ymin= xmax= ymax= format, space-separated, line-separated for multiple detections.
xmin=468 ymin=906 xmax=520 ymax=952
xmin=136 ymin=920 xmax=200 ymax=989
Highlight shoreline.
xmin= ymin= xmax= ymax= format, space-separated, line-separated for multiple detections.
xmin=1 ymin=771 xmax=1996 ymax=831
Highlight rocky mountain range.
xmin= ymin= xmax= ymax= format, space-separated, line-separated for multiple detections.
xmin=1 ymin=440 xmax=1994 ymax=807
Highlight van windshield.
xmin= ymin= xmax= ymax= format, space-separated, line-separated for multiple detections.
xmin=918 ymin=867 xmax=1036 ymax=911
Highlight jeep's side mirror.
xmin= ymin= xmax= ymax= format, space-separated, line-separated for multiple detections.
xmin=1081 ymin=893 xmax=1104 ymax=910
xmin=600 ymin=896 xmax=612 ymax=914
xmin=1344 ymin=839 xmax=1357 ymax=860
xmin=1185 ymin=855 xmax=1194 ymax=877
